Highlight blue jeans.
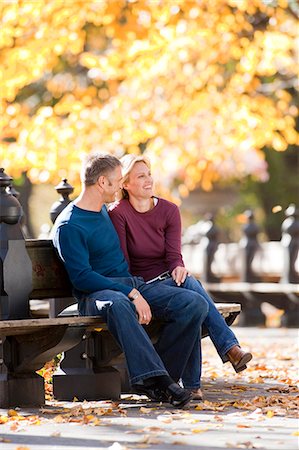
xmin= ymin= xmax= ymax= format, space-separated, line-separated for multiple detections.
xmin=75 ymin=276 xmax=209 ymax=386
xmin=160 ymin=275 xmax=239 ymax=388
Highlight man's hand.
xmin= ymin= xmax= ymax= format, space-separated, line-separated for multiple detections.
xmin=133 ymin=295 xmax=152 ymax=325
xmin=171 ymin=266 xmax=189 ymax=286
xmin=128 ymin=289 xmax=152 ymax=325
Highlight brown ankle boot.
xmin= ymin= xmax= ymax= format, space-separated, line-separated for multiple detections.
xmin=227 ymin=345 xmax=252 ymax=373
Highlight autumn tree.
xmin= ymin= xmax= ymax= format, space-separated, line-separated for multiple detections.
xmin=0 ymin=0 xmax=298 ymax=197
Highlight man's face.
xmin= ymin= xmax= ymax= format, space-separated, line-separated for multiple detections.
xmin=102 ymin=166 xmax=123 ymax=203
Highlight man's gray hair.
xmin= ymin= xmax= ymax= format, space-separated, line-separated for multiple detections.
xmin=82 ymin=153 xmax=121 ymax=186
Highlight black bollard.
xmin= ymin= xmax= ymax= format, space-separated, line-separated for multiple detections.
xmin=238 ymin=210 xmax=266 ymax=326
xmin=48 ymin=179 xmax=75 ymax=318
xmin=7 ymin=182 xmax=30 ymax=237
xmin=0 ymin=169 xmax=32 ymax=319
xmin=201 ymin=213 xmax=220 ymax=282
xmin=280 ymin=204 xmax=299 ymax=284
xmin=6 ymin=184 xmax=19 ymax=198
xmin=239 ymin=210 xmax=261 ymax=282
xmin=50 ymin=179 xmax=74 ymax=224
xmin=14 ymin=171 xmax=34 ymax=238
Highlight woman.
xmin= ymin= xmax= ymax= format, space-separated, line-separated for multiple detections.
xmin=109 ymin=154 xmax=252 ymax=399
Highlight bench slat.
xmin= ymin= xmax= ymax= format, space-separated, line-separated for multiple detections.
xmin=0 ymin=317 xmax=106 ymax=336
xmin=0 ymin=303 xmax=241 ymax=336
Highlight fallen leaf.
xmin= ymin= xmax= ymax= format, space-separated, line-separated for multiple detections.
xmin=171 ymin=431 xmax=189 ymax=435
xmin=214 ymin=415 xmax=224 ymax=421
xmin=144 ymin=426 xmax=163 ymax=432
xmin=139 ymin=435 xmax=162 ymax=444
xmin=156 ymin=415 xmax=172 ymax=423
xmin=54 ymin=415 xmax=65 ymax=423
xmin=192 ymin=428 xmax=208 ymax=433
xmin=0 ymin=416 xmax=9 ymax=424
xmin=139 ymin=407 xmax=153 ymax=414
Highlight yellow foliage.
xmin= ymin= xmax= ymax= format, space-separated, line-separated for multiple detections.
xmin=0 ymin=0 xmax=298 ymax=193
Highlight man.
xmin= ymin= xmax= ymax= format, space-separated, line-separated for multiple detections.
xmin=51 ymin=153 xmax=209 ymax=408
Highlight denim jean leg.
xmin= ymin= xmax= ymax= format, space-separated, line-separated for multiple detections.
xmin=140 ymin=282 xmax=209 ymax=383
xmin=181 ymin=334 xmax=202 ymax=389
xmin=180 ymin=276 xmax=239 ymax=361
xmin=157 ymin=278 xmax=204 ymax=389
xmin=159 ymin=275 xmax=239 ymax=388
xmin=76 ymin=288 xmax=168 ymax=385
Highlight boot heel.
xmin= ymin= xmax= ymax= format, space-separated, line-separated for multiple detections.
xmin=234 ymin=364 xmax=247 ymax=373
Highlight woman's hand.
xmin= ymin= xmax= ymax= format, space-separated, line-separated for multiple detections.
xmin=133 ymin=295 xmax=152 ymax=325
xmin=171 ymin=266 xmax=189 ymax=286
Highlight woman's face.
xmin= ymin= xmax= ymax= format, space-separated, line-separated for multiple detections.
xmin=123 ymin=161 xmax=154 ymax=199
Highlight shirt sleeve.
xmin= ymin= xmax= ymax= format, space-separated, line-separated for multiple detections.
xmin=164 ymin=205 xmax=185 ymax=273
xmin=54 ymin=224 xmax=132 ymax=296
xmin=109 ymin=209 xmax=131 ymax=270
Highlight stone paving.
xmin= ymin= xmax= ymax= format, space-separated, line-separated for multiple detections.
xmin=0 ymin=327 xmax=298 ymax=450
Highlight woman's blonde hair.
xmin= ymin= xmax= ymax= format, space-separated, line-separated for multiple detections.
xmin=120 ymin=154 xmax=151 ymax=199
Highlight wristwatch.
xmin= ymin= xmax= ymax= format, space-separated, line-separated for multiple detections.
xmin=129 ymin=290 xmax=140 ymax=301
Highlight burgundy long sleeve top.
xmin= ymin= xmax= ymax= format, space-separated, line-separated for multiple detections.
xmin=109 ymin=198 xmax=184 ymax=281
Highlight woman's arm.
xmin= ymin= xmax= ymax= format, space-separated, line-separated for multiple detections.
xmin=164 ymin=204 xmax=188 ymax=285
xmin=109 ymin=208 xmax=131 ymax=269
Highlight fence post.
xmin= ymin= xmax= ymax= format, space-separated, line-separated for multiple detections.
xmin=239 ymin=209 xmax=261 ymax=282
xmin=0 ymin=169 xmax=32 ymax=319
xmin=280 ymin=204 xmax=299 ymax=284
xmin=201 ymin=213 xmax=220 ymax=282
xmin=48 ymin=179 xmax=74 ymax=317
xmin=50 ymin=179 xmax=74 ymax=224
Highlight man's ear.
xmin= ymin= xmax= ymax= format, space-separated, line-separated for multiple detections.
xmin=97 ymin=175 xmax=106 ymax=188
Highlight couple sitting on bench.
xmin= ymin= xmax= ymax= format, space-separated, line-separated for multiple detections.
xmin=51 ymin=153 xmax=252 ymax=409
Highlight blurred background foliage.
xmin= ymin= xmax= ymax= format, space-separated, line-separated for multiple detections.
xmin=0 ymin=0 xmax=298 ymax=238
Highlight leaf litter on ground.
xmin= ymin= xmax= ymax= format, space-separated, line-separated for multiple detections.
xmin=0 ymin=328 xmax=297 ymax=445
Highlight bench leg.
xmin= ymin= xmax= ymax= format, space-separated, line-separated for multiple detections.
xmin=0 ymin=326 xmax=90 ymax=407
xmin=113 ymin=358 xmax=131 ymax=393
xmin=280 ymin=298 xmax=299 ymax=327
xmin=53 ymin=366 xmax=121 ymax=401
xmin=0 ymin=373 xmax=44 ymax=408
xmin=238 ymin=305 xmax=266 ymax=326
xmin=237 ymin=293 xmax=266 ymax=326
xmin=52 ymin=332 xmax=122 ymax=401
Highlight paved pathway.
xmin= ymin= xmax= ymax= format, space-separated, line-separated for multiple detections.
xmin=0 ymin=327 xmax=298 ymax=450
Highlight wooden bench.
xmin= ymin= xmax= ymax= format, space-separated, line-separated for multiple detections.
xmin=0 ymin=239 xmax=241 ymax=407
